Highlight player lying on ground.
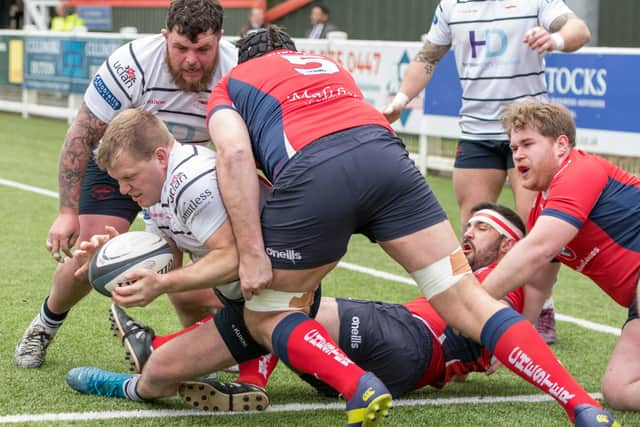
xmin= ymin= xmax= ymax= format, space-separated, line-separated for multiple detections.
xmin=68 ymin=203 xmax=618 ymax=425
xmin=65 ymin=108 xmax=308 ymax=411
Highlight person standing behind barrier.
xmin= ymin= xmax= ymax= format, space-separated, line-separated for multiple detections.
xmin=14 ymin=0 xmax=237 ymax=369
xmin=382 ymin=0 xmax=591 ymax=345
xmin=239 ymin=7 xmax=266 ymax=37
xmin=305 ymin=3 xmax=336 ymax=39
xmin=50 ymin=1 xmax=84 ymax=32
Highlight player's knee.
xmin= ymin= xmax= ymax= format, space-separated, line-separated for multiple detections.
xmin=601 ymin=375 xmax=628 ymax=410
xmin=410 ymin=247 xmax=472 ymax=299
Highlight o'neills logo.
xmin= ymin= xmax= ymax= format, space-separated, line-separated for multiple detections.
xmin=508 ymin=347 xmax=576 ymax=404
xmin=258 ymin=354 xmax=273 ymax=379
xmin=304 ymin=329 xmax=352 ymax=367
xmin=266 ymin=247 xmax=302 ymax=263
xmin=350 ymin=316 xmax=362 ymax=349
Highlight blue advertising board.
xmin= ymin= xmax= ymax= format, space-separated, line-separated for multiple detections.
xmin=23 ymin=36 xmax=123 ymax=94
xmin=77 ymin=7 xmax=113 ymax=32
xmin=423 ymin=49 xmax=640 ymax=135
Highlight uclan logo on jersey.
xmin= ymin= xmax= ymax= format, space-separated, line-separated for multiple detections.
xmin=112 ymin=60 xmax=137 ymax=89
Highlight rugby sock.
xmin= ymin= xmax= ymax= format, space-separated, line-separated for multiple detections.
xmin=481 ymin=308 xmax=601 ymax=422
xmin=151 ymin=315 xmax=213 ymax=349
xmin=272 ymin=312 xmax=364 ymax=400
xmin=39 ymin=296 xmax=68 ymax=334
xmin=123 ymin=375 xmax=145 ymax=401
xmin=236 ymin=354 xmax=279 ymax=388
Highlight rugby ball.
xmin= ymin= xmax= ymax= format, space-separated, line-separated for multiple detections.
xmin=88 ymin=231 xmax=174 ymax=297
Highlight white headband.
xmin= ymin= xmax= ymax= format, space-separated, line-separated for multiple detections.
xmin=468 ymin=209 xmax=524 ymax=241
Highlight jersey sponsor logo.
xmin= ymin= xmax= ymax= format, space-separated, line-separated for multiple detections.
xmin=181 ymin=189 xmax=213 ymax=223
xmin=146 ymin=99 xmax=165 ymax=106
xmin=558 ymin=246 xmax=576 ymax=262
xmin=303 ymin=329 xmax=352 ymax=367
xmin=266 ymin=247 xmax=302 ymax=263
xmin=469 ymin=29 xmax=508 ymax=58
xmin=93 ymin=74 xmax=122 ymax=110
xmin=350 ymin=315 xmax=362 ymax=349
xmin=168 ymin=172 xmax=188 ymax=204
xmin=508 ymin=346 xmax=576 ymax=404
xmin=576 ymin=246 xmax=600 ymax=273
xmin=112 ymin=60 xmax=137 ymax=89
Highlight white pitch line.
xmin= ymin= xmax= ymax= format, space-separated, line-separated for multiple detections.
xmin=1 ymin=176 xmax=622 ymax=337
xmin=0 ymin=393 xmax=604 ymax=424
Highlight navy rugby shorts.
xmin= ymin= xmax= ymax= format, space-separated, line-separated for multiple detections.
xmin=454 ymin=139 xmax=514 ymax=170
xmin=336 ymin=298 xmax=432 ymax=397
xmin=262 ymin=125 xmax=447 ymax=270
xmin=79 ymin=153 xmax=140 ymax=222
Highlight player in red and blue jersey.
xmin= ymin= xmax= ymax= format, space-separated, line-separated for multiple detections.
xmin=484 ymin=100 xmax=640 ymax=413
xmin=206 ymin=26 xmax=615 ymax=426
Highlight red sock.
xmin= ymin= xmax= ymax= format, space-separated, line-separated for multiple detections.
xmin=493 ymin=319 xmax=600 ymax=421
xmin=236 ymin=354 xmax=279 ymax=388
xmin=151 ymin=315 xmax=213 ymax=349
xmin=276 ymin=314 xmax=364 ymax=400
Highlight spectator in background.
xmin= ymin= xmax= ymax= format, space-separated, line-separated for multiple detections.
xmin=9 ymin=0 xmax=24 ymax=29
xmin=239 ymin=7 xmax=266 ymax=37
xmin=305 ymin=3 xmax=336 ymax=39
xmin=50 ymin=0 xmax=84 ymax=32
xmin=382 ymin=0 xmax=591 ymax=345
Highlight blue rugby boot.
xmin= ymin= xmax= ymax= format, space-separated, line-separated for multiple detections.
xmin=345 ymin=372 xmax=392 ymax=427
xmin=573 ymin=404 xmax=621 ymax=427
xmin=66 ymin=367 xmax=133 ymax=399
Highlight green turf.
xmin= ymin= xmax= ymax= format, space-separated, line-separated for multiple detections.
xmin=0 ymin=112 xmax=637 ymax=426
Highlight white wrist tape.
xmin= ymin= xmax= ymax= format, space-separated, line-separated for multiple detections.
xmin=550 ymin=33 xmax=565 ymax=51
xmin=392 ymin=91 xmax=410 ymax=108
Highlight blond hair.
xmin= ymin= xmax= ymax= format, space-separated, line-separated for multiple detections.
xmin=502 ymin=101 xmax=576 ymax=148
xmin=95 ymin=109 xmax=172 ymax=171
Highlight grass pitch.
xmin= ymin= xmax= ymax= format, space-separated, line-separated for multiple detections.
xmin=0 ymin=112 xmax=638 ymax=426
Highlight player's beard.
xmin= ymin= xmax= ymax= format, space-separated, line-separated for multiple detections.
xmin=166 ymin=47 xmax=216 ymax=92
xmin=466 ymin=238 xmax=502 ymax=271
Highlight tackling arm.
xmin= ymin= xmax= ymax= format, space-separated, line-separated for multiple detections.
xmin=209 ymin=109 xmax=272 ymax=299
xmin=482 ymin=216 xmax=578 ymax=300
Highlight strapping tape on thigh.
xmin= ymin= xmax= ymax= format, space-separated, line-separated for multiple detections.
xmin=410 ymin=247 xmax=472 ymax=299
xmin=245 ymin=289 xmax=315 ymax=312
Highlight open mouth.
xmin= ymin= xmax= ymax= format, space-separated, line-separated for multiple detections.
xmin=517 ymin=166 xmax=529 ymax=175
xmin=462 ymin=241 xmax=474 ymax=255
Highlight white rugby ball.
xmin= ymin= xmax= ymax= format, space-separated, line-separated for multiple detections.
xmin=88 ymin=231 xmax=174 ymax=297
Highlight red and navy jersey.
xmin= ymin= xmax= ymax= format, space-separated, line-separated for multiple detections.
xmin=206 ymin=50 xmax=393 ymax=182
xmin=404 ymin=264 xmax=525 ymax=389
xmin=529 ymin=149 xmax=640 ymax=308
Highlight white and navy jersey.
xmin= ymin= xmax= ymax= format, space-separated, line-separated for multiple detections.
xmin=427 ymin=0 xmax=573 ymax=140
xmin=85 ymin=34 xmax=237 ymax=144
xmin=144 ymin=142 xmax=226 ymax=261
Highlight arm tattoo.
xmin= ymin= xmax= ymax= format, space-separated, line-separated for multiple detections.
xmin=58 ymin=103 xmax=108 ymax=210
xmin=549 ymin=13 xmax=574 ymax=33
xmin=414 ymin=42 xmax=450 ymax=76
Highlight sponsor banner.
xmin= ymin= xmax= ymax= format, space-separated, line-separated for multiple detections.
xmin=23 ymin=35 xmax=123 ymax=94
xmin=422 ymin=48 xmax=640 ymax=156
xmin=295 ymin=38 xmax=424 ymax=134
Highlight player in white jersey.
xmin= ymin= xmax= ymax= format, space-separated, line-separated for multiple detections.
xmin=65 ymin=108 xmax=282 ymax=411
xmin=15 ymin=0 xmax=238 ymax=369
xmin=382 ymin=0 xmax=590 ymax=344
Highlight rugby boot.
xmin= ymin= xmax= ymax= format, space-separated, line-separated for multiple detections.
xmin=66 ymin=367 xmax=132 ymax=399
xmin=109 ymin=304 xmax=154 ymax=373
xmin=573 ymin=404 xmax=621 ymax=427
xmin=178 ymin=378 xmax=269 ymax=412
xmin=345 ymin=372 xmax=392 ymax=427
xmin=535 ymin=306 xmax=557 ymax=344
xmin=14 ymin=316 xmax=56 ymax=368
